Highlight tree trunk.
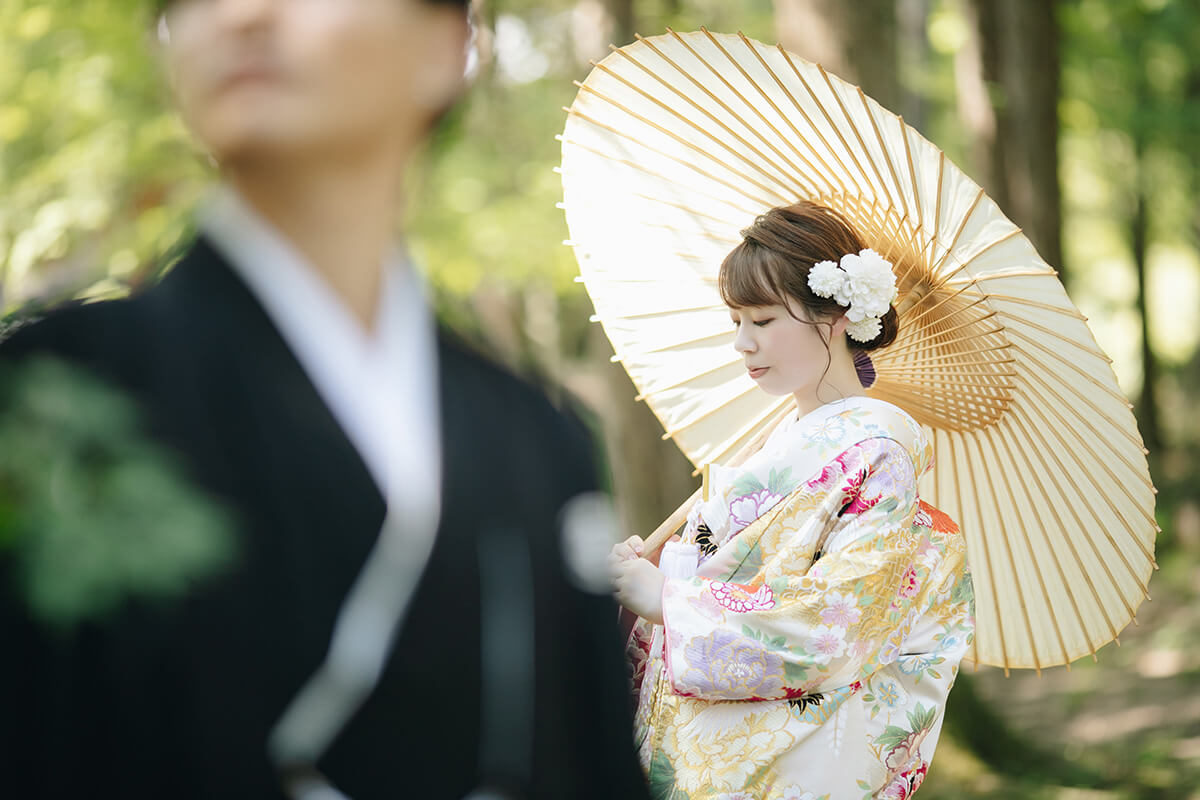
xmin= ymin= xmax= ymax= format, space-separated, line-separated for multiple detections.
xmin=573 ymin=325 xmax=698 ymax=541
xmin=1131 ymin=55 xmax=1162 ymax=456
xmin=774 ymin=0 xmax=901 ymax=115
xmin=955 ymin=0 xmax=1006 ymax=208
xmin=896 ymin=0 xmax=932 ymax=131
xmin=608 ymin=0 xmax=636 ymax=49
xmin=1132 ymin=174 xmax=1161 ymax=456
xmin=959 ymin=0 xmax=1063 ymax=278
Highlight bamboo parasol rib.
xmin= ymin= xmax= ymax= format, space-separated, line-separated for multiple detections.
xmin=559 ymin=29 xmax=1157 ymax=671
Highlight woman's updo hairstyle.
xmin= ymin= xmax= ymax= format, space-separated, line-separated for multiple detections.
xmin=718 ymin=201 xmax=899 ymax=351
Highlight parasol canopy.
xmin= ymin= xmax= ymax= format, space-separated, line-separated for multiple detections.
xmin=558 ymin=29 xmax=1158 ymax=673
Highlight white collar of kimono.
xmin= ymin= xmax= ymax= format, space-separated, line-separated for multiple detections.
xmin=200 ymin=184 xmax=441 ymax=505
xmin=202 ymin=185 xmax=445 ymax=781
xmin=697 ymin=396 xmax=930 ymax=545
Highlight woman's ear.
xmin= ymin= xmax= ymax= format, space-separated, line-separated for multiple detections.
xmin=830 ymin=313 xmax=849 ymax=338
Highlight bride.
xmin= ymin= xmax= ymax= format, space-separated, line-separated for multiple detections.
xmin=610 ymin=201 xmax=975 ymax=800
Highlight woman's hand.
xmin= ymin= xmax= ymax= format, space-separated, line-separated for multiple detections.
xmin=608 ymin=536 xmax=665 ymax=625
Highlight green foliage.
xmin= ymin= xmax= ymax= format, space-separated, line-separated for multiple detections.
xmin=0 ymin=2 xmax=1196 ymax=796
xmin=412 ymin=77 xmax=583 ymax=297
xmin=0 ymin=0 xmax=780 ymax=352
xmin=741 ymin=623 xmax=789 ymax=652
xmin=1059 ymin=0 xmax=1200 ymax=377
xmin=647 ymin=746 xmax=687 ymax=800
xmin=0 ymin=356 xmax=235 ymax=628
xmin=725 ymin=532 xmax=763 ymax=583
xmin=783 ymin=660 xmax=809 ymax=683
xmin=730 ymin=466 xmax=797 ymax=498
xmin=411 ymin=0 xmax=778 ymax=357
xmin=949 ymin=570 xmax=974 ymax=609
xmin=0 ymin=0 xmax=208 ymax=314
xmin=907 ymin=701 xmax=937 ymax=733
xmin=874 ymin=723 xmax=913 ymax=753
xmin=872 ymin=703 xmax=937 ymax=751
xmin=766 ymin=467 xmax=798 ymax=495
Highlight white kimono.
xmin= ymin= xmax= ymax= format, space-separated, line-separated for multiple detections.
xmin=628 ymin=397 xmax=975 ymax=799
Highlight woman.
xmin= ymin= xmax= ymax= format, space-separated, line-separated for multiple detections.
xmin=610 ymin=202 xmax=975 ymax=800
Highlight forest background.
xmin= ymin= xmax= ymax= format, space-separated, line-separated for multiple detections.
xmin=1 ymin=0 xmax=1198 ymax=797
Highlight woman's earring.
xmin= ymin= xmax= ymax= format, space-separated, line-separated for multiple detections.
xmin=853 ymin=351 xmax=876 ymax=388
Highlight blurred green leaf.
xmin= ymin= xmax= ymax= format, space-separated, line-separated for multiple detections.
xmin=0 ymin=355 xmax=236 ymax=628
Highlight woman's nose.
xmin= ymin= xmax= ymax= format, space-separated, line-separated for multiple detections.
xmin=733 ymin=326 xmax=755 ymax=353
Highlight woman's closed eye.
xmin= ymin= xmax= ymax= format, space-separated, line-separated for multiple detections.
xmin=729 ymin=313 xmax=774 ymax=327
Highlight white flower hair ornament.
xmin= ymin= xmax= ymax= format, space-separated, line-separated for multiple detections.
xmin=807 ymin=248 xmax=899 ymax=343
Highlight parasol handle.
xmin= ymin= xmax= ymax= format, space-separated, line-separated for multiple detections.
xmin=641 ymin=487 xmax=702 ymax=555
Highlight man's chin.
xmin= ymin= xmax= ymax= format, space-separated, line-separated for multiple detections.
xmin=192 ymin=108 xmax=314 ymax=164
xmin=203 ymin=130 xmax=312 ymax=167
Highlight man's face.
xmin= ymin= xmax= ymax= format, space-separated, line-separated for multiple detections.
xmin=161 ymin=0 xmax=468 ymax=164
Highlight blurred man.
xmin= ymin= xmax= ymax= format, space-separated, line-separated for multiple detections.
xmin=0 ymin=1 xmax=648 ymax=798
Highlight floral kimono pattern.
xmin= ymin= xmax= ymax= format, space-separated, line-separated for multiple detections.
xmin=628 ymin=397 xmax=975 ymax=800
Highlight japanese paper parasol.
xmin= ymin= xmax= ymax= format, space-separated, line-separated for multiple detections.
xmin=558 ymin=29 xmax=1157 ymax=673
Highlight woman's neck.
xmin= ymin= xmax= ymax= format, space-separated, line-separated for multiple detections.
xmin=226 ymin=145 xmax=408 ymax=334
xmin=793 ymin=348 xmax=866 ymax=417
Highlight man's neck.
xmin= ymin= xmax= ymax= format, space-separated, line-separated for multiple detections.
xmin=226 ymin=148 xmax=407 ymax=334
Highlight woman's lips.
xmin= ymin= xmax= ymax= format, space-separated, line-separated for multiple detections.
xmin=748 ymin=366 xmax=769 ymax=379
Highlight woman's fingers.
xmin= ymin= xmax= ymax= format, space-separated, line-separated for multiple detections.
xmin=610 ymin=558 xmax=666 ymax=624
xmin=609 ymin=535 xmax=646 ymax=566
xmin=611 ymin=561 xmax=639 ymax=602
xmin=610 ymin=554 xmax=640 ymax=584
xmin=607 ymin=545 xmax=632 ymax=565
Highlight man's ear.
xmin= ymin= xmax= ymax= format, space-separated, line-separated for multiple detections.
xmin=151 ymin=9 xmax=189 ymax=104
xmin=413 ymin=9 xmax=471 ymax=113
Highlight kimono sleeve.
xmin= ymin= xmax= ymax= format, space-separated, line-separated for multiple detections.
xmin=659 ymin=437 xmax=927 ymax=701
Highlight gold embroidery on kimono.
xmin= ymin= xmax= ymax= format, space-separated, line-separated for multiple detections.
xmin=627 ymin=397 xmax=975 ymax=800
